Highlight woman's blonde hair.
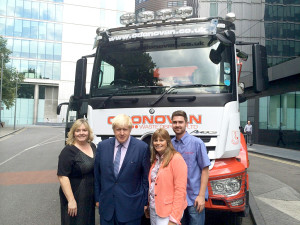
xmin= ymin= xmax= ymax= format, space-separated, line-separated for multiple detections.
xmin=66 ymin=119 xmax=94 ymax=145
xmin=150 ymin=128 xmax=177 ymax=168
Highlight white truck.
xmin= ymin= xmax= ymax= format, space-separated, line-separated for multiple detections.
xmin=58 ymin=7 xmax=268 ymax=224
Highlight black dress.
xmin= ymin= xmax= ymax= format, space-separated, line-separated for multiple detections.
xmin=57 ymin=143 xmax=96 ymax=225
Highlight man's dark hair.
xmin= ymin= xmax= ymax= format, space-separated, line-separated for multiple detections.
xmin=171 ymin=110 xmax=188 ymax=122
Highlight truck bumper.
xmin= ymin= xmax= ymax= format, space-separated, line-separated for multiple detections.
xmin=205 ymin=158 xmax=249 ymax=215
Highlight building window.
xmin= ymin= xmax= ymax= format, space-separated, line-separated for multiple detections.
xmin=281 ymin=92 xmax=295 ymax=130
xmin=259 ymin=96 xmax=268 ymax=129
xmin=210 ymin=2 xmax=218 ymax=17
xmin=259 ymin=92 xmax=300 ymax=131
xmin=296 ymin=92 xmax=300 ymax=131
xmin=167 ymin=1 xmax=187 ymax=8
xmin=18 ymin=84 xmax=35 ymax=99
xmin=227 ymin=0 xmax=232 ymax=13
xmin=240 ymin=101 xmax=248 ymax=128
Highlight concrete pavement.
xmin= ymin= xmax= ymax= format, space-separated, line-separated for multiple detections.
xmin=1 ymin=127 xmax=300 ymax=225
xmin=0 ymin=126 xmax=24 ymax=138
xmin=248 ymin=144 xmax=300 ymax=225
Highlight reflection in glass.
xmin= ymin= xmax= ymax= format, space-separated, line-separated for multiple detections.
xmin=28 ymin=60 xmax=37 ymax=78
xmin=47 ymin=23 xmax=55 ymax=40
xmin=55 ymin=4 xmax=63 ymax=22
xmin=6 ymin=18 xmax=14 ymax=36
xmin=14 ymin=19 xmax=23 ymax=37
xmin=7 ymin=0 xmax=15 ymax=17
xmin=32 ymin=1 xmax=39 ymax=19
xmin=13 ymin=39 xmax=22 ymax=57
xmin=6 ymin=38 xmax=13 ymax=51
xmin=30 ymin=40 xmax=38 ymax=58
xmin=0 ymin=18 xmax=5 ymax=35
xmin=15 ymin=0 xmax=24 ymax=17
xmin=45 ymin=61 xmax=53 ymax=79
xmin=30 ymin=21 xmax=38 ymax=39
xmin=38 ymin=42 xmax=46 ymax=59
xmin=54 ymin=43 xmax=62 ymax=60
xmin=259 ymin=97 xmax=268 ymax=129
xmin=21 ymin=40 xmax=29 ymax=58
xmin=296 ymin=92 xmax=300 ymax=131
xmin=37 ymin=61 xmax=45 ymax=79
xmin=39 ymin=2 xmax=48 ymax=20
xmin=21 ymin=60 xmax=29 ymax=77
xmin=269 ymin=95 xmax=280 ymax=130
xmin=281 ymin=93 xmax=295 ymax=130
xmin=22 ymin=20 xmax=31 ymax=38
xmin=0 ymin=0 xmax=6 ymax=15
xmin=46 ymin=42 xmax=54 ymax=60
xmin=47 ymin=3 xmax=55 ymax=21
xmin=23 ymin=0 xmax=32 ymax=18
xmin=39 ymin=22 xmax=47 ymax=39
xmin=93 ymin=37 xmax=232 ymax=97
xmin=53 ymin=62 xmax=61 ymax=80
xmin=12 ymin=59 xmax=21 ymax=72
xmin=54 ymin=24 xmax=62 ymax=41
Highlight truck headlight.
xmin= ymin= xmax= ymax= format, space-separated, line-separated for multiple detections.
xmin=137 ymin=11 xmax=155 ymax=23
xmin=120 ymin=13 xmax=136 ymax=25
xmin=210 ymin=176 xmax=242 ymax=196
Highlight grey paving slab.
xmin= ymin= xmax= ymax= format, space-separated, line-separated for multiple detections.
xmin=249 ymin=172 xmax=300 ymax=225
xmin=248 ymin=144 xmax=300 ymax=162
xmin=249 ymin=172 xmax=286 ymax=196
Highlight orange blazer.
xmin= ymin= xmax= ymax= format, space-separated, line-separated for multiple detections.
xmin=148 ymin=153 xmax=188 ymax=224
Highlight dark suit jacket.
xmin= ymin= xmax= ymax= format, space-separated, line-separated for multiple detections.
xmin=94 ymin=136 xmax=150 ymax=223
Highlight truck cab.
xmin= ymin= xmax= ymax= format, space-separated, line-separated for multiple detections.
xmin=59 ymin=7 xmax=268 ymax=224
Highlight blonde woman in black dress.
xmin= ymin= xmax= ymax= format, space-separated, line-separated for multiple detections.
xmin=57 ymin=119 xmax=96 ymax=225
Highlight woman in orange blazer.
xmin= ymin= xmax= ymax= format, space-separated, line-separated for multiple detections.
xmin=146 ymin=128 xmax=187 ymax=225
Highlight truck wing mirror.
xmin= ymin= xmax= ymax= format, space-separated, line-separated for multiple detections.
xmin=74 ymin=58 xmax=87 ymax=99
xmin=236 ymin=49 xmax=248 ymax=61
xmin=210 ymin=30 xmax=236 ymax=64
xmin=252 ymin=45 xmax=269 ymax=93
xmin=57 ymin=102 xmax=69 ymax=115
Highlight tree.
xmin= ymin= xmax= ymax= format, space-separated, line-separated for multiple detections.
xmin=0 ymin=36 xmax=25 ymax=109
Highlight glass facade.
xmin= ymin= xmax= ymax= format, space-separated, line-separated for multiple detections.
xmin=265 ymin=0 xmax=300 ymax=67
xmin=0 ymin=0 xmax=63 ymax=80
xmin=259 ymin=92 xmax=300 ymax=131
xmin=1 ymin=0 xmax=134 ymax=125
xmin=240 ymin=101 xmax=248 ymax=128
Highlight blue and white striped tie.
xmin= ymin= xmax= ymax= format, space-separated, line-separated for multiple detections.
xmin=114 ymin=144 xmax=122 ymax=177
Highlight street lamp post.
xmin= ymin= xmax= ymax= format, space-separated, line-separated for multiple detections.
xmin=0 ymin=53 xmax=4 ymax=125
xmin=13 ymin=77 xmax=18 ymax=130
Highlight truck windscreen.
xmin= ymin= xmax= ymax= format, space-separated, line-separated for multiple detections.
xmin=91 ymin=37 xmax=233 ymax=97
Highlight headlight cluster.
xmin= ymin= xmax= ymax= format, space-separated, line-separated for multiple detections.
xmin=210 ymin=176 xmax=242 ymax=197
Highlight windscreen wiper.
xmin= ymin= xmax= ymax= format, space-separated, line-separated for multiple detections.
xmin=100 ymin=86 xmax=162 ymax=108
xmin=149 ymin=84 xmax=226 ymax=107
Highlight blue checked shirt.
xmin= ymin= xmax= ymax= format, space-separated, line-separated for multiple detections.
xmin=172 ymin=132 xmax=211 ymax=206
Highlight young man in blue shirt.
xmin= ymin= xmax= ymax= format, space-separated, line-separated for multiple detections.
xmin=171 ymin=110 xmax=211 ymax=225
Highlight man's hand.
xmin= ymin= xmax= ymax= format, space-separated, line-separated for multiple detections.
xmin=144 ymin=206 xmax=150 ymax=218
xmin=194 ymin=195 xmax=205 ymax=213
xmin=168 ymin=221 xmax=176 ymax=225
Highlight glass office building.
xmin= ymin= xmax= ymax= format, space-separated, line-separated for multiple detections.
xmin=0 ymin=0 xmax=134 ymax=125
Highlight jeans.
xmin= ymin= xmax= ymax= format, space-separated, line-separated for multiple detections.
xmin=181 ymin=206 xmax=205 ymax=225
xmin=246 ymin=132 xmax=252 ymax=145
